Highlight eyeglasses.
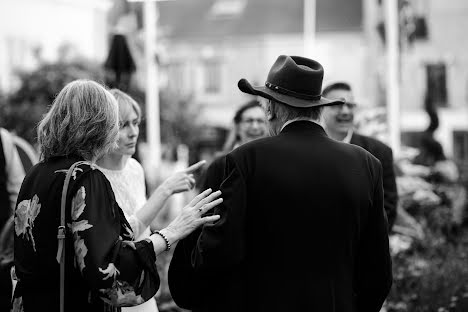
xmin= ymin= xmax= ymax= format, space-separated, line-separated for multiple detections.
xmin=241 ymin=118 xmax=266 ymax=125
xmin=330 ymin=101 xmax=357 ymax=110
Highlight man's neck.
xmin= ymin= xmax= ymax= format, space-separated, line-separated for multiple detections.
xmin=325 ymin=128 xmax=352 ymax=142
xmin=96 ymin=153 xmax=130 ymax=170
xmin=280 ymin=118 xmax=320 ymax=132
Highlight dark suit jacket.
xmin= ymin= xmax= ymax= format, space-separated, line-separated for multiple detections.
xmin=350 ymin=133 xmax=398 ymax=231
xmin=169 ymin=121 xmax=392 ymax=312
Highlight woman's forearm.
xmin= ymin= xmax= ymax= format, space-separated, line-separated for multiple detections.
xmin=134 ymin=184 xmax=172 ymax=228
xmin=145 ymin=229 xmax=177 ymax=257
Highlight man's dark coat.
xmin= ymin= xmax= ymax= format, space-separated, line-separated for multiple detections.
xmin=169 ymin=121 xmax=392 ymax=312
xmin=350 ymin=133 xmax=398 ymax=230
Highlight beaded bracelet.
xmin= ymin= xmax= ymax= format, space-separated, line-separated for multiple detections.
xmin=152 ymin=231 xmax=171 ymax=251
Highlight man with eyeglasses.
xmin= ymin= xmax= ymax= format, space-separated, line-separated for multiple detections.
xmin=321 ymin=82 xmax=398 ymax=231
xmin=225 ymin=100 xmax=267 ymax=151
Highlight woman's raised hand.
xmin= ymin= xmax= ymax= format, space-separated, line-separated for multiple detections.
xmin=162 ymin=160 xmax=206 ymax=194
xmin=163 ymin=188 xmax=223 ymax=241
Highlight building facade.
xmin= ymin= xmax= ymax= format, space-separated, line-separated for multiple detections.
xmin=0 ymin=0 xmax=111 ymax=93
xmin=157 ymin=0 xmax=467 ymax=171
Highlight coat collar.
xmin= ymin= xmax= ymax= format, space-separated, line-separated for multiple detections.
xmin=280 ymin=120 xmax=328 ymax=138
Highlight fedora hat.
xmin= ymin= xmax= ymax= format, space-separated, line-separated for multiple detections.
xmin=238 ymin=55 xmax=344 ymax=108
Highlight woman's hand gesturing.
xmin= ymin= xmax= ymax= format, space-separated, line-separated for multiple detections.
xmin=163 ymin=188 xmax=223 ymax=242
xmin=162 ymin=160 xmax=206 ymax=195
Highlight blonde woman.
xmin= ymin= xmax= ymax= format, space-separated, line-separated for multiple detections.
xmin=13 ymin=80 xmax=222 ymax=312
xmin=97 ymin=89 xmax=204 ymax=312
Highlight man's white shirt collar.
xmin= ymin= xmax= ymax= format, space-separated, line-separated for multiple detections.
xmin=280 ymin=118 xmax=321 ymax=133
xmin=342 ymin=129 xmax=354 ymax=143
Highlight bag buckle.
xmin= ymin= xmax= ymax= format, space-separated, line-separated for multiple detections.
xmin=57 ymin=225 xmax=66 ymax=240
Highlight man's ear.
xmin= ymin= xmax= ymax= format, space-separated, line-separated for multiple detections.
xmin=265 ymin=102 xmax=275 ymax=121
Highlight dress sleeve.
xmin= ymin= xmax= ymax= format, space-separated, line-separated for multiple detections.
xmin=70 ymin=168 xmax=160 ymax=307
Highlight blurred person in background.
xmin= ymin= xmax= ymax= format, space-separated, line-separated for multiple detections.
xmin=411 ymin=94 xmax=465 ymax=227
xmin=170 ymin=55 xmax=392 ymax=312
xmin=0 ymin=127 xmax=25 ymax=232
xmin=13 ymin=80 xmax=223 ymax=312
xmin=321 ymin=82 xmax=398 ymax=232
xmin=412 ymin=93 xmax=460 ymax=184
xmin=221 ymin=99 xmax=268 ymax=152
xmin=169 ymin=99 xmax=267 ymax=311
xmin=198 ymin=99 xmax=267 ymax=191
xmin=96 ymin=89 xmax=207 ymax=312
xmin=0 ymin=127 xmax=25 ymax=312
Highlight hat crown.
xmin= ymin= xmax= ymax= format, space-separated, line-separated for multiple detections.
xmin=237 ymin=54 xmax=343 ymax=108
xmin=266 ymin=55 xmax=324 ymax=98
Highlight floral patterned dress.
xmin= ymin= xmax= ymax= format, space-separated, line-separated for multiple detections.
xmin=13 ymin=156 xmax=160 ymax=312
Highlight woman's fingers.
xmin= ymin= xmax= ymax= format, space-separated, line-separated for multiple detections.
xmin=170 ymin=175 xmax=196 ymax=193
xmin=188 ymin=188 xmax=212 ymax=206
xmin=200 ymin=215 xmax=221 ymax=224
xmin=187 ymin=176 xmax=196 ymax=188
xmin=198 ymin=198 xmax=223 ymax=214
xmin=182 ymin=160 xmax=206 ymax=174
xmin=194 ymin=190 xmax=222 ymax=210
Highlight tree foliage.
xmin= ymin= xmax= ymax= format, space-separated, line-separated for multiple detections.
xmin=0 ymin=60 xmax=201 ymax=150
xmin=0 ymin=60 xmax=104 ymax=144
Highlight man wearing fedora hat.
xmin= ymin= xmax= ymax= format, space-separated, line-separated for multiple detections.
xmin=321 ymin=81 xmax=398 ymax=232
xmin=168 ymin=55 xmax=392 ymax=312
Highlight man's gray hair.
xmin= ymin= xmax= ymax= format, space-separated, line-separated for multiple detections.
xmin=267 ymin=100 xmax=323 ymax=123
xmin=38 ymin=79 xmax=119 ymax=161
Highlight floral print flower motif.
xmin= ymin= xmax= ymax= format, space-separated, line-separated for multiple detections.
xmin=71 ymin=186 xmax=86 ymax=221
xmin=14 ymin=195 xmax=41 ymax=252
xmin=71 ymin=220 xmax=93 ymax=233
xmin=11 ymin=296 xmax=23 ymax=312
xmin=99 ymin=279 xmax=145 ymax=307
xmin=71 ymin=167 xmax=83 ymax=180
xmin=121 ymin=240 xmax=136 ymax=250
xmin=99 ymin=263 xmax=121 ymax=280
xmin=70 ymin=186 xmax=93 ymax=271
xmin=15 ymin=200 xmax=29 ymax=237
xmin=74 ymin=232 xmax=88 ymax=272
xmin=29 ymin=195 xmax=41 ymax=222
xmin=72 ymin=219 xmax=93 ymax=270
xmin=121 ymin=222 xmax=134 ymax=240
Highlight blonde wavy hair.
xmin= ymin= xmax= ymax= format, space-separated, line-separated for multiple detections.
xmin=109 ymin=89 xmax=141 ymax=122
xmin=37 ymin=79 xmax=119 ymax=161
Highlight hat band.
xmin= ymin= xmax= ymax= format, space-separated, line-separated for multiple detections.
xmin=265 ymin=82 xmax=322 ymax=101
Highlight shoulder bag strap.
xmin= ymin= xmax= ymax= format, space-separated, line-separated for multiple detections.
xmin=56 ymin=160 xmax=88 ymax=312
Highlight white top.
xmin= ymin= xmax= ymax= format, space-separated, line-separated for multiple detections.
xmin=342 ymin=129 xmax=354 ymax=144
xmin=98 ymin=158 xmax=150 ymax=240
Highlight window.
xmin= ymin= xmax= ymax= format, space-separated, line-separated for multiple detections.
xmin=210 ymin=0 xmax=246 ymax=19
xmin=453 ymin=131 xmax=468 ymax=183
xmin=425 ymin=62 xmax=448 ymax=107
xmin=203 ymin=60 xmax=222 ymax=94
xmin=166 ymin=62 xmax=186 ymax=93
xmin=401 ymin=130 xmax=425 ymax=148
xmin=454 ymin=131 xmax=468 ymax=161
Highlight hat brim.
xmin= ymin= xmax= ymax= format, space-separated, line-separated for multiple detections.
xmin=238 ymin=78 xmax=344 ymax=108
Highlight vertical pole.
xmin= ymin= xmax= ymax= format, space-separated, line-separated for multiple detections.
xmin=303 ymin=0 xmax=316 ymax=58
xmin=144 ymin=0 xmax=161 ymax=169
xmin=384 ymin=0 xmax=401 ymax=156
